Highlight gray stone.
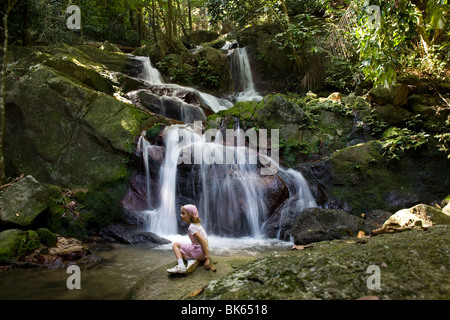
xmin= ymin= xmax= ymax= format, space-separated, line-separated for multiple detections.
xmin=372 ymin=203 xmax=450 ymax=235
xmin=0 ymin=175 xmax=49 ymax=227
xmin=291 ymin=207 xmax=373 ymax=245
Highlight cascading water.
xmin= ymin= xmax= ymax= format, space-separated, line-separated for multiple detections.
xmin=131 ymin=53 xmax=317 ymax=239
xmin=137 ymin=132 xmax=179 ymax=235
xmin=134 ymin=56 xmax=233 ymax=114
xmin=139 ymin=123 xmax=273 ymax=237
xmin=228 ymin=47 xmax=263 ymax=102
xmin=276 ymin=168 xmax=318 ymax=240
xmin=135 ymin=56 xmax=164 ymax=84
xmin=137 ymin=121 xmax=317 ymax=238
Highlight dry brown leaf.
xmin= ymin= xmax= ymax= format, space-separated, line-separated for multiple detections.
xmin=189 ymin=288 xmax=203 ymax=297
xmin=291 ymin=244 xmax=313 ymax=250
xmin=205 ymin=263 xmax=216 ymax=272
xmin=356 ymin=296 xmax=380 ymax=300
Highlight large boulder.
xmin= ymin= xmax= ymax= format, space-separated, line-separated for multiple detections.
xmin=188 ymin=30 xmax=220 ymax=46
xmin=372 ymin=104 xmax=411 ymax=126
xmin=128 ymin=88 xmax=209 ymax=122
xmin=4 ymin=46 xmax=153 ymax=189
xmin=368 ymin=83 xmax=410 ymax=106
xmin=0 ymin=229 xmax=41 ymax=264
xmin=193 ymin=46 xmax=233 ymax=94
xmin=237 ymin=24 xmax=295 ymax=93
xmin=196 ymin=225 xmax=450 ymax=300
xmin=306 ymin=140 xmax=450 ymax=216
xmin=291 ymin=207 xmax=373 ymax=245
xmin=100 ymin=40 xmax=123 ymax=53
xmin=100 ymin=223 xmax=171 ymax=244
xmin=208 ymin=94 xmax=355 ymax=166
xmin=0 ymin=175 xmax=49 ymax=227
xmin=372 ymin=204 xmax=450 ymax=235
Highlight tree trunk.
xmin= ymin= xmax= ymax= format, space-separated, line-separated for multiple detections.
xmin=156 ymin=0 xmax=169 ymax=40
xmin=137 ymin=8 xmax=143 ymax=47
xmin=176 ymin=0 xmax=189 ymax=40
xmin=188 ymin=0 xmax=192 ymax=32
xmin=151 ymin=0 xmax=158 ymax=43
xmin=279 ymin=0 xmax=303 ymax=74
xmin=1 ymin=15 xmax=8 ymax=184
xmin=22 ymin=1 xmax=31 ymax=46
xmin=1 ymin=0 xmax=18 ymax=184
xmin=167 ymin=0 xmax=173 ymax=41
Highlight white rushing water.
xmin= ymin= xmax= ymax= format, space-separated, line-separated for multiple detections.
xmin=229 ymin=47 xmax=263 ymax=102
xmin=137 ymin=124 xmax=266 ymax=237
xmin=134 ymin=52 xmax=316 ymax=240
xmin=135 ymin=55 xmax=233 ymax=113
xmin=138 ymin=123 xmax=317 ymax=239
xmin=136 ymin=56 xmax=164 ymax=84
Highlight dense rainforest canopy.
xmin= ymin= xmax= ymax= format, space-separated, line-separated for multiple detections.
xmin=2 ymin=0 xmax=449 ymax=85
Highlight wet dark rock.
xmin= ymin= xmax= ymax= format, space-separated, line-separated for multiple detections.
xmin=303 ymin=140 xmax=450 ymax=216
xmin=291 ymin=207 xmax=374 ymax=245
xmin=101 ymin=223 xmax=170 ymax=245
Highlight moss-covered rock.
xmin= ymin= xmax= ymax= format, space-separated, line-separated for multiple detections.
xmin=36 ymin=228 xmax=58 ymax=247
xmin=372 ymin=104 xmax=411 ymax=126
xmin=368 ymin=83 xmax=409 ymax=107
xmin=0 ymin=229 xmax=42 ymax=264
xmin=99 ymin=40 xmax=123 ymax=53
xmin=237 ymin=24 xmax=294 ymax=88
xmin=0 ymin=230 xmax=25 ymax=264
xmin=291 ymin=208 xmax=375 ymax=245
xmin=0 ymin=175 xmax=49 ymax=227
xmin=306 ymin=140 xmax=450 ymax=216
xmin=5 ymin=55 xmax=151 ymax=189
xmin=125 ymin=256 xmax=256 ymax=300
xmin=187 ymin=30 xmax=220 ymax=46
xmin=36 ymin=50 xmax=116 ymax=95
xmin=195 ymin=225 xmax=450 ymax=300
xmin=43 ymin=183 xmax=126 ymax=240
xmin=207 ymin=94 xmax=355 ymax=166
xmin=193 ymin=46 xmax=233 ymax=94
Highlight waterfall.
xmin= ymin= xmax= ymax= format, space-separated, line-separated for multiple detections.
xmin=134 ymin=56 xmax=232 ymax=115
xmin=276 ymin=168 xmax=318 ymax=240
xmin=138 ymin=122 xmax=316 ymax=238
xmin=138 ymin=126 xmax=186 ymax=235
xmin=136 ymin=56 xmax=164 ymax=84
xmin=138 ymin=124 xmax=269 ymax=237
xmin=229 ymin=47 xmax=263 ymax=102
xmin=137 ymin=136 xmax=153 ymax=208
xmin=130 ymin=54 xmax=316 ymax=239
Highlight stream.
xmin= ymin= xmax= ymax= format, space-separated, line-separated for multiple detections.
xmin=0 ymin=236 xmax=292 ymax=299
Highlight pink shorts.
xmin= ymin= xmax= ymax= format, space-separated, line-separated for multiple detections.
xmin=180 ymin=243 xmax=205 ymax=260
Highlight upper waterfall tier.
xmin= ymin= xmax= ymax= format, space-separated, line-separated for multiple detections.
xmin=228 ymin=47 xmax=263 ymax=103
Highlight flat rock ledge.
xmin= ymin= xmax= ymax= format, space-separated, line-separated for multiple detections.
xmin=126 ymin=225 xmax=449 ymax=300
xmin=125 ymin=256 xmax=256 ymax=300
